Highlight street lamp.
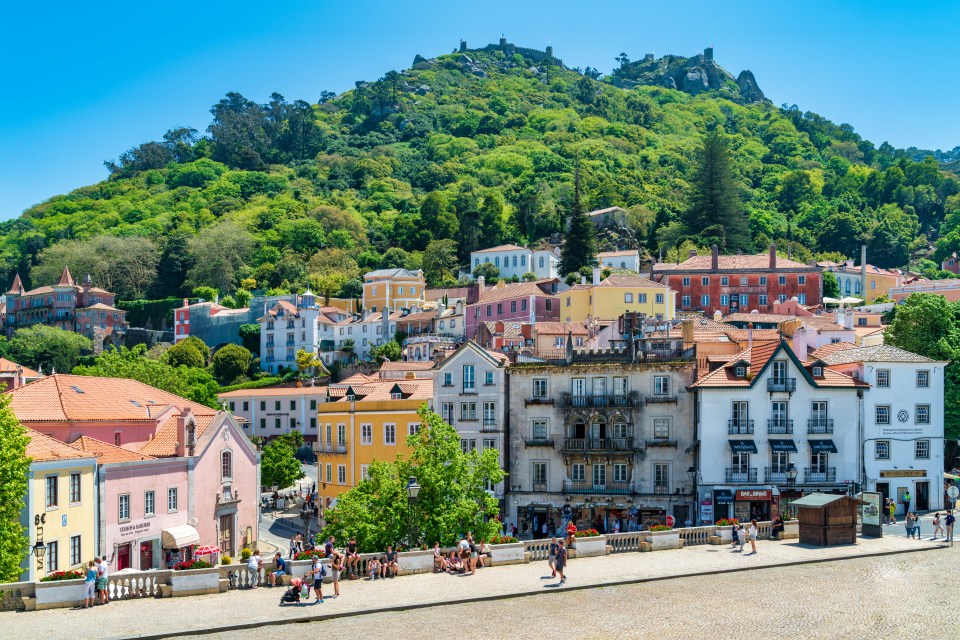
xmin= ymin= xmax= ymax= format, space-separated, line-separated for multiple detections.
xmin=786 ymin=463 xmax=798 ymax=488
xmin=406 ymin=476 xmax=420 ymax=549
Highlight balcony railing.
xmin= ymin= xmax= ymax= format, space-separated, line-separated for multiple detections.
xmin=767 ymin=378 xmax=797 ymax=392
xmin=767 ymin=419 xmax=794 ymax=434
xmin=765 ymin=467 xmax=789 ymax=483
xmin=807 ymin=419 xmax=834 ymax=434
xmin=316 ymin=443 xmax=348 ymax=455
xmin=728 ymin=419 xmax=754 ymax=435
xmin=532 ymin=483 xmax=547 ymax=492
xmin=563 ymin=393 xmax=636 ymax=408
xmin=725 ymin=468 xmax=758 ymax=483
xmin=646 ymin=393 xmax=678 ymax=404
xmin=481 ymin=418 xmax=499 ymax=432
xmin=462 ymin=385 xmax=477 ymax=395
xmin=562 ymin=437 xmax=635 ymax=452
xmin=804 ymin=467 xmax=837 ymax=483
xmin=563 ymin=480 xmax=633 ymax=495
xmin=653 ymin=483 xmax=671 ymax=495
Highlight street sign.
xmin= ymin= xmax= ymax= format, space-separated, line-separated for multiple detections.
xmin=665 ymin=515 xmax=675 ymax=527
xmin=948 ymin=486 xmax=959 ymax=499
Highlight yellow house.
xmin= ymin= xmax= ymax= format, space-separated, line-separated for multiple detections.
xmin=314 ymin=377 xmax=433 ymax=505
xmin=22 ymin=429 xmax=98 ymax=581
xmin=362 ymin=268 xmax=426 ymax=313
xmin=562 ymin=273 xmax=676 ymax=323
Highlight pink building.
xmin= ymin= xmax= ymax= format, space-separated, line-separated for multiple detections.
xmin=9 ymin=375 xmax=260 ymax=569
xmin=465 ymin=278 xmax=560 ymax=340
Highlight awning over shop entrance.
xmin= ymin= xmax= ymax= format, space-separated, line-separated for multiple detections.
xmin=769 ymin=439 xmax=798 ymax=452
xmin=729 ymin=440 xmax=758 ymax=453
xmin=161 ymin=525 xmax=200 ymax=549
xmin=809 ymin=439 xmax=838 ymax=453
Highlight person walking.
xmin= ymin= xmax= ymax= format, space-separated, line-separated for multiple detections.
xmin=555 ymin=539 xmax=567 ymax=585
xmin=905 ymin=512 xmax=917 ymax=539
xmin=945 ymin=510 xmax=955 ymax=546
xmin=735 ymin=524 xmax=746 ymax=552
xmin=887 ymin=498 xmax=897 ymax=525
xmin=932 ymin=513 xmax=944 ymax=540
xmin=747 ymin=520 xmax=759 ymax=555
xmin=913 ymin=512 xmax=922 ymax=539
xmin=289 ymin=534 xmax=296 ymax=559
xmin=83 ymin=560 xmax=97 ymax=609
xmin=547 ymin=537 xmax=559 ymax=578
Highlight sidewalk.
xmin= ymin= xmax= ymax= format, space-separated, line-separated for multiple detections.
xmin=7 ymin=531 xmax=952 ymax=640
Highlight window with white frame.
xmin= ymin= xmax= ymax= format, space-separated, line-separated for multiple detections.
xmin=875 ymin=440 xmax=890 ymax=460
xmin=653 ymin=418 xmax=670 ymax=439
xmin=625 ymin=293 xmax=633 ymax=303
xmin=338 ymin=424 xmax=346 ymax=444
xmin=460 ymin=438 xmax=477 ymax=453
xmin=875 ymin=405 xmax=890 ymax=425
xmin=682 ymin=277 xmax=690 ymax=287
xmin=654 ymin=375 xmax=670 ymax=396
xmin=408 ymin=423 xmax=420 ymax=436
xmin=361 ymin=465 xmax=369 ymax=480
xmin=593 ymin=464 xmax=606 ymax=488
xmin=384 ymin=424 xmax=396 ymax=445
xmin=682 ymin=295 xmax=690 ymax=307
xmin=361 ymin=424 xmax=372 ymax=444
xmin=168 ymin=487 xmax=178 ymax=512
xmin=915 ymin=440 xmax=930 ymax=459
xmin=46 ymin=475 xmax=58 ymax=508
xmin=463 ymin=365 xmax=476 ymax=392
xmin=916 ymin=370 xmax=929 ymax=388
xmin=571 ymin=463 xmax=585 ymax=482
xmin=876 ymin=370 xmax=890 ymax=388
xmin=337 ymin=465 xmax=346 ymax=484
xmin=69 ymin=473 xmax=81 ymax=504
xmin=460 ymin=401 xmax=477 ymax=420
xmin=532 ymin=420 xmax=547 ymax=441
xmin=441 ymin=403 xmax=454 ymax=423
xmin=613 ymin=419 xmax=629 ymax=439
xmin=326 ymin=464 xmax=332 ymax=483
xmin=119 ymin=494 xmax=130 ymax=521
xmin=483 ymin=438 xmax=496 ymax=451
xmin=533 ymin=462 xmax=547 ymax=488
xmin=701 ymin=294 xmax=710 ymax=306
xmin=533 ymin=378 xmax=548 ymax=397
xmin=915 ymin=404 xmax=930 ymax=425
xmin=70 ymin=535 xmax=81 ymax=566
xmin=654 ymin=463 xmax=670 ymax=490
xmin=485 ymin=371 xmax=494 ymax=385
xmin=145 ymin=490 xmax=155 ymax=517
xmin=221 ymin=451 xmax=232 ymax=480
xmin=613 ymin=463 xmax=628 ymax=483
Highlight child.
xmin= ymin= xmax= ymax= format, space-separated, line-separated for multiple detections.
xmin=367 ymin=557 xmax=381 ymax=580
xmin=736 ymin=524 xmax=746 ymax=552
xmin=329 ymin=551 xmax=343 ymax=597
xmin=932 ymin=513 xmax=944 ymax=540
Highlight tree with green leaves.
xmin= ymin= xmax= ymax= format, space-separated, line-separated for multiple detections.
xmin=422 ymin=239 xmax=460 ymax=287
xmin=823 ymin=271 xmax=840 ymax=299
xmin=164 ymin=340 xmax=206 ymax=369
xmin=212 ymin=344 xmax=252 ymax=384
xmin=320 ymin=405 xmax=504 ymax=551
xmin=261 ymin=436 xmax=305 ymax=490
xmin=371 ymin=340 xmax=402 ymax=364
xmin=471 ymin=262 xmax=500 ymax=283
xmin=685 ymin=130 xmax=750 ymax=252
xmin=559 ymin=165 xmax=597 ymax=276
xmin=295 ymin=349 xmax=328 ymax=379
xmin=0 ymin=394 xmax=30 ymax=581
xmin=238 ymin=324 xmax=260 ymax=354
xmin=7 ymin=325 xmax=91 ymax=373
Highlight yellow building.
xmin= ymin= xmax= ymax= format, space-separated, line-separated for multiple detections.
xmin=314 ymin=376 xmax=433 ymax=505
xmin=22 ymin=429 xmax=98 ymax=581
xmin=562 ymin=273 xmax=676 ymax=323
xmin=362 ymin=268 xmax=426 ymax=313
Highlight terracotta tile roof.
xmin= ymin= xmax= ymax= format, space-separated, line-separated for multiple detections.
xmin=0 ymin=357 xmax=40 ymax=378
xmin=820 ymin=344 xmax=940 ymax=365
xmin=364 ymin=268 xmax=423 ymax=279
xmin=724 ymin=313 xmax=796 ymax=324
xmin=476 ymin=281 xmax=556 ymax=304
xmin=534 ymin=322 xmax=590 ymax=336
xmin=218 ymin=385 xmax=328 ymax=398
xmin=379 ymin=361 xmax=437 ymax=372
xmin=398 ymin=311 xmax=437 ymax=323
xmin=8 ymin=374 xmax=213 ymax=423
xmin=597 ymin=274 xmax=669 ymax=289
xmin=655 ymin=253 xmax=815 ymax=272
xmin=485 ymin=350 xmax=510 ymax=365
xmin=71 ymin=435 xmax=156 ymax=463
xmin=482 ymin=321 xmax=525 ymax=341
xmin=472 ymin=244 xmax=529 ymax=254
xmin=78 ymin=303 xmax=122 ymax=312
xmin=691 ymin=341 xmax=865 ymax=388
xmin=598 ymin=250 xmax=639 ymax=258
xmin=26 ymin=428 xmax=96 ymax=463
xmin=324 ymin=378 xmax=433 ymax=403
xmin=722 ymin=328 xmax=782 ymax=343
xmin=140 ymin=411 xmax=218 ymax=457
xmin=425 ymin=286 xmax=470 ymax=301
xmin=338 ymin=373 xmax=379 ymax=385
xmin=809 ymin=342 xmax=859 ymax=359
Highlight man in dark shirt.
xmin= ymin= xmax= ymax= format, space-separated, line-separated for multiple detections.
xmin=346 ymin=538 xmax=360 ymax=578
xmin=324 ymin=536 xmax=335 ymax=558
xmin=269 ymin=552 xmax=287 ymax=587
xmin=384 ymin=545 xmax=399 ymax=577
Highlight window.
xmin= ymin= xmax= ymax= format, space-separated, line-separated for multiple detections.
xmin=721 ymin=276 xmax=729 ymax=286
xmin=274 ymin=401 xmax=281 ymax=411
xmin=875 ymin=440 xmax=890 ymax=460
xmin=275 ymin=418 xmax=281 ymax=429
xmin=701 ymin=295 xmax=710 ymax=306
xmin=533 ymin=379 xmax=548 ymax=397
xmin=460 ymin=438 xmax=477 ymax=453
xmin=876 ymin=370 xmax=890 ymax=388
xmin=624 ymin=293 xmax=633 ymax=303
xmin=463 ymin=365 xmax=476 ymax=392
xmin=701 ymin=277 xmax=709 ymax=286
xmin=734 ymin=365 xmax=746 ymax=377
xmin=511 ymin=301 xmax=517 ymax=313
xmin=654 ymin=376 xmax=670 ymax=396
xmin=119 ymin=494 xmax=130 ymax=521
xmin=326 ymin=424 xmax=333 ymax=444
xmin=546 ymin=299 xmax=553 ymax=311
xmin=916 ymin=370 xmax=929 ymax=388
xmin=771 ymin=451 xmax=790 ymax=473
xmin=260 ymin=401 xmax=266 ymax=411
xmin=221 ymin=451 xmax=233 ymax=480
xmin=385 ymin=424 xmax=396 ymax=445
xmin=681 ymin=295 xmax=691 ymax=307
xmin=653 ymin=418 xmax=670 ymax=439
xmin=566 ymin=296 xmax=571 ymax=307
xmin=532 ymin=420 xmax=547 ymax=441
xmin=289 ymin=417 xmax=297 ymax=430
xmin=45 ymin=475 xmax=58 ymax=508
xmin=70 ymin=535 xmax=81 ymax=567
xmin=441 ymin=403 xmax=454 ymax=423
xmin=145 ymin=490 xmax=155 ymax=516
xmin=115 ymin=433 xmax=121 ymax=447
xmin=46 ymin=540 xmax=58 ymax=573
xmin=229 ymin=401 xmax=235 ymax=412
xmin=638 ymin=293 xmax=647 ymax=303
xmin=338 ymin=424 xmax=346 ymax=444
xmin=486 ymin=305 xmax=492 ymax=318
xmin=740 ymin=276 xmax=748 ymax=286
xmin=613 ymin=464 xmax=628 ymax=483
xmin=812 ymin=366 xmax=822 ymax=376
xmin=797 ymin=294 xmax=806 ymax=305
xmin=443 ymin=372 xmax=452 ymax=386
xmin=361 ymin=465 xmax=369 ymax=480
xmin=798 ymin=275 xmax=806 ymax=285
xmin=460 ymin=402 xmax=477 ymax=420
xmin=572 ymin=463 xmax=585 ymax=482
xmin=592 ymin=464 xmax=606 ymax=488
xmin=483 ymin=401 xmax=496 ymax=422
xmin=915 ymin=440 xmax=930 ymax=459
xmin=326 ymin=464 xmax=332 ymax=483
xmin=69 ymin=473 xmax=81 ymax=504
xmin=485 ymin=371 xmax=494 ymax=385
xmin=720 ymin=294 xmax=729 ymax=306
xmin=656 ymin=293 xmax=664 ymax=304
xmin=337 ymin=465 xmax=346 ymax=484
xmin=260 ymin=418 xmax=266 ymax=429
xmin=521 ymin=299 xmax=527 ymax=311
xmin=915 ymin=404 xmax=930 ymax=425
xmin=778 ymin=294 xmax=787 ymax=303
xmin=654 ymin=463 xmax=669 ymax=490
xmin=497 ymin=303 xmax=503 ymax=315
xmin=310 ymin=417 xmax=316 ymax=430
xmin=533 ymin=462 xmax=547 ymax=488
xmin=759 ymin=294 xmax=768 ymax=306
xmin=408 ymin=423 xmax=420 ymax=436
xmin=875 ymin=405 xmax=890 ymax=425
xmin=168 ymin=487 xmax=178 ymax=512
xmin=778 ymin=275 xmax=786 ymax=285
xmin=682 ymin=277 xmax=690 ymax=287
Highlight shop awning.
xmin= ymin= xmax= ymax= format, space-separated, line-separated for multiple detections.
xmin=809 ymin=439 xmax=838 ymax=453
xmin=714 ymin=490 xmax=734 ymax=505
xmin=161 ymin=525 xmax=200 ymax=549
xmin=769 ymin=439 xmax=798 ymax=452
xmin=945 ymin=472 xmax=960 ymax=480
xmin=729 ymin=440 xmax=758 ymax=453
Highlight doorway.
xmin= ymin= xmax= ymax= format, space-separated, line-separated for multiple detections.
xmin=117 ymin=543 xmax=131 ymax=571
xmin=139 ymin=541 xmax=154 ymax=570
xmin=916 ymin=481 xmax=929 ymax=510
xmin=219 ymin=515 xmax=234 ymax=556
xmin=876 ymin=482 xmax=889 ymax=505
xmin=673 ymin=505 xmax=691 ymax=526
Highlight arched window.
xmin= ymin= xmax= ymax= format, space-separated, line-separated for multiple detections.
xmin=590 ymin=416 xmax=607 ymax=441
xmin=612 ymin=416 xmax=629 ymax=439
xmin=221 ymin=451 xmax=232 ymax=481
xmin=854 ymin=280 xmax=861 ymax=294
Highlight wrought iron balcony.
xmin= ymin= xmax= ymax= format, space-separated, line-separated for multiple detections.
xmin=481 ymin=418 xmax=499 ymax=432
xmin=563 ymin=392 xmax=636 ymax=408
xmin=563 ymin=480 xmax=633 ymax=495
xmin=532 ymin=483 xmax=548 ymax=492
xmin=646 ymin=393 xmax=678 ymax=404
xmin=562 ymin=437 xmax=635 ymax=452
xmin=804 ymin=467 xmax=837 ymax=483
xmin=653 ymin=483 xmax=671 ymax=495
xmin=728 ymin=419 xmax=754 ymax=435
xmin=765 ymin=467 xmax=789 ymax=483
xmin=767 ymin=377 xmax=797 ymax=392
xmin=767 ymin=419 xmax=794 ymax=434
xmin=725 ymin=468 xmax=758 ymax=483
xmin=807 ymin=419 xmax=834 ymax=434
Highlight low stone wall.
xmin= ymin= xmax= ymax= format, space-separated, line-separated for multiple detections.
xmin=35 ymin=578 xmax=87 ymax=611
xmin=488 ymin=542 xmax=525 ymax=566
xmin=0 ymin=581 xmax=35 ymax=612
xmin=170 ymin=568 xmax=220 ymax=597
xmin=572 ymin=535 xmax=607 ymax=557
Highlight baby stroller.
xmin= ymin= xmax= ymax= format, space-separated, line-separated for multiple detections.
xmin=279 ymin=576 xmax=309 ymax=605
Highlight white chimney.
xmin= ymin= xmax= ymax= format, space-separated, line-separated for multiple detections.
xmin=713 ymin=309 xmax=722 ymax=322
xmin=592 ymin=267 xmax=601 ymax=286
xmin=794 ymin=325 xmax=808 ymax=361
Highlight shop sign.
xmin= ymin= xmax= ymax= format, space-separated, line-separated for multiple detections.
xmin=879 ymin=470 xmax=926 ymax=478
xmin=736 ymin=489 xmax=772 ymax=501
xmin=699 ymin=500 xmax=713 ymax=524
xmin=861 ymin=491 xmax=882 ymax=527
xmin=119 ymin=521 xmax=153 ymax=538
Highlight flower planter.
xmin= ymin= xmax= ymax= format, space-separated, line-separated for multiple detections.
xmin=170 ymin=567 xmax=220 ymax=597
xmin=487 ymin=542 xmax=526 ymax=566
xmin=34 ymin=578 xmax=86 ymax=610
xmin=646 ymin=530 xmax=683 ymax=551
xmin=571 ymin=535 xmax=607 ymax=558
xmin=782 ymin=520 xmax=799 ymax=540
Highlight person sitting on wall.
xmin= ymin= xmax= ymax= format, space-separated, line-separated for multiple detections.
xmin=771 ymin=514 xmax=784 ymax=540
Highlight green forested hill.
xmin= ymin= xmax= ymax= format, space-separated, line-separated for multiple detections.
xmin=4 ymin=43 xmax=960 ymax=302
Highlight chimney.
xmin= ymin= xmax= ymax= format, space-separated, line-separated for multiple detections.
xmin=688 ymin=249 xmax=697 ymax=259
xmin=477 ymin=276 xmax=486 ymax=297
xmin=844 ymin=309 xmax=854 ymax=330
xmin=793 ymin=325 xmax=808 ymax=361
xmin=176 ymin=407 xmax=194 ymax=457
xmin=182 ymin=298 xmax=189 ymax=308
xmin=769 ymin=244 xmax=776 ymax=269
xmin=713 ymin=309 xmax=722 ymax=322
xmin=681 ymin=318 xmax=694 ymax=344
xmin=860 ymin=244 xmax=867 ymax=300
xmin=711 ymin=245 xmax=719 ymax=271
xmin=592 ymin=267 xmax=601 ymax=286
xmin=581 ymin=276 xmax=587 ymax=285
xmin=836 ymin=305 xmax=845 ymax=329
xmin=747 ymin=322 xmax=753 ymax=351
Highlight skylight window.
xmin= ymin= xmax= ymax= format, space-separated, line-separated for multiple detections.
xmin=70 ymin=386 xmax=85 ymax=394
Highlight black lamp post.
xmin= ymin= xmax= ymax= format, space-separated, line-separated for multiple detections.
xmin=784 ymin=463 xmax=799 ymax=518
xmin=33 ymin=540 xmax=46 ymax=570
xmin=687 ymin=466 xmax=698 ymax=525
xmin=405 ymin=476 xmax=420 ymax=549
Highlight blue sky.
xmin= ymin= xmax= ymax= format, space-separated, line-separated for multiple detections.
xmin=2 ymin=1 xmax=958 ymax=219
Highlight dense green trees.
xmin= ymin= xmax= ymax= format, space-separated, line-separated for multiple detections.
xmin=0 ymin=395 xmax=30 ymax=582
xmin=261 ymin=433 xmax=305 ymax=490
xmin=4 ymin=326 xmax=92 ymax=373
xmin=684 ymin=130 xmax=750 ymax=252
xmin=212 ymin=344 xmax=252 ymax=384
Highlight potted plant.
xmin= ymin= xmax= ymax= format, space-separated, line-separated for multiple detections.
xmin=170 ymin=559 xmax=219 ymax=596
xmin=709 ymin=518 xmax=739 ymax=545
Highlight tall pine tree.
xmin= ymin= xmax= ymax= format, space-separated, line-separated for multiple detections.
xmin=559 ymin=163 xmax=597 ymax=277
xmin=685 ymin=130 xmax=750 ymax=252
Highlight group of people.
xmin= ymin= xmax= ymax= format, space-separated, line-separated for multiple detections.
xmin=910 ymin=511 xmax=955 ymax=543
xmin=82 ymin=557 xmax=110 ymax=609
xmin=730 ymin=520 xmax=760 ymax=555
xmin=431 ymin=534 xmax=489 ymax=576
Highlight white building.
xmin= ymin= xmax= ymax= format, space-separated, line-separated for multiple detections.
xmin=690 ymin=340 xmax=864 ymax=525
xmin=334 ymin=310 xmax=400 ymax=362
xmin=817 ymin=344 xmax=946 ymax=513
xmin=598 ymin=250 xmax=641 ymax=273
xmin=433 ymin=341 xmax=509 ymax=498
xmin=469 ymin=245 xmax=559 ymax=281
xmin=259 ymin=292 xmax=347 ymax=373
xmin=218 ymin=384 xmax=327 ymax=444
